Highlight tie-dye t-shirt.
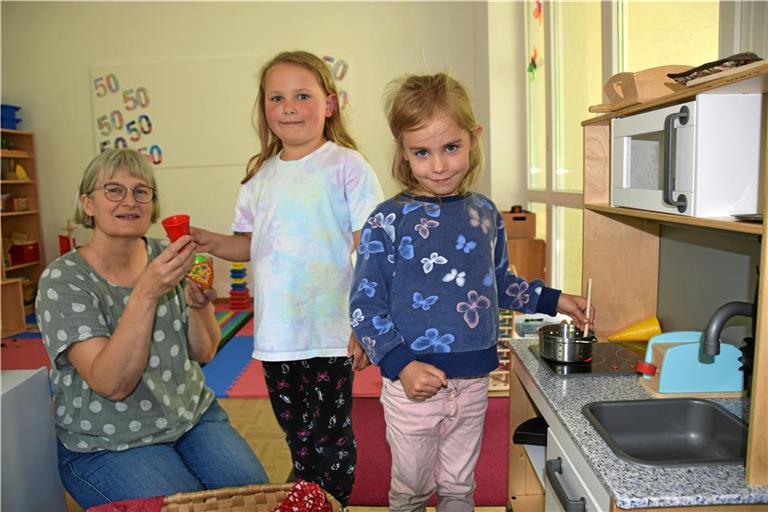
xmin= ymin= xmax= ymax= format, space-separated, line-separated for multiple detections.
xmin=231 ymin=141 xmax=383 ymax=361
xmin=36 ymin=238 xmax=214 ymax=452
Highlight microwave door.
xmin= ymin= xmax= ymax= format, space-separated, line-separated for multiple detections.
xmin=611 ymin=102 xmax=695 ymax=215
xmin=613 ymin=128 xmax=673 ymax=212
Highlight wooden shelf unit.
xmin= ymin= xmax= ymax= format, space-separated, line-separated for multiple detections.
xmin=1 ymin=129 xmax=45 ymax=336
xmin=581 ymin=65 xmax=768 ymax=487
xmin=584 ymin=203 xmax=764 ymax=236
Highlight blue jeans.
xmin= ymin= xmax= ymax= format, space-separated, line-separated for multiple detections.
xmin=58 ymin=399 xmax=268 ymax=509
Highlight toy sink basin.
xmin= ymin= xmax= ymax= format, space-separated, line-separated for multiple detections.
xmin=583 ymin=398 xmax=747 ymax=466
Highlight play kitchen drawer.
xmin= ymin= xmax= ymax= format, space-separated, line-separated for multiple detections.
xmin=545 ymin=428 xmax=606 ymax=512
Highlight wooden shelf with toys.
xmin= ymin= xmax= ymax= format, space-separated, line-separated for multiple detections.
xmin=490 ymin=310 xmax=516 ymax=396
xmin=1 ymin=129 xmax=45 ymax=336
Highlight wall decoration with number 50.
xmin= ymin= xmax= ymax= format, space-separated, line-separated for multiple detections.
xmin=91 ymin=71 xmax=164 ymax=166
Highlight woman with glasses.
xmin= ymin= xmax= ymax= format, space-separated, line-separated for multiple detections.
xmin=35 ymin=149 xmax=267 ymax=509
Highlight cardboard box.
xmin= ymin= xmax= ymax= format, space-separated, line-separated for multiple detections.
xmin=502 ymin=212 xmax=535 ymax=239
xmin=507 ymin=238 xmax=545 ymax=281
xmin=11 ymin=197 xmax=28 ymax=211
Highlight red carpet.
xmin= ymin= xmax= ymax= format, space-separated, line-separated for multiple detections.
xmin=226 ymin=359 xmax=383 ymax=398
xmin=350 ymin=397 xmax=509 ymax=506
xmin=0 ymin=333 xmax=50 ymax=370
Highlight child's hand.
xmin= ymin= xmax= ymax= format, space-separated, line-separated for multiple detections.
xmin=398 ymin=361 xmax=447 ymax=401
xmin=556 ymin=293 xmax=594 ymax=331
xmin=189 ymin=227 xmax=216 ymax=254
xmin=347 ymin=333 xmax=370 ymax=371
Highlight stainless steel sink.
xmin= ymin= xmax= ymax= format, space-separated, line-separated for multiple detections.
xmin=582 ymin=398 xmax=747 ymax=466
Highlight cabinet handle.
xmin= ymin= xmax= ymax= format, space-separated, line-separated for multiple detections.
xmin=545 ymin=457 xmax=586 ymax=512
xmin=662 ymin=105 xmax=689 ymax=213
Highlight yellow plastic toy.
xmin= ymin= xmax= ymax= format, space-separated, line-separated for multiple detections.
xmin=15 ymin=163 xmax=30 ymax=180
xmin=607 ymin=316 xmax=661 ymax=341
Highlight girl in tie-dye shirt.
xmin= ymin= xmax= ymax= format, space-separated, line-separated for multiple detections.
xmin=192 ymin=51 xmax=382 ymax=506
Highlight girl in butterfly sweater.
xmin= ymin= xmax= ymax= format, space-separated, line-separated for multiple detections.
xmin=351 ymin=192 xmax=564 ymax=381
xmin=349 ymin=73 xmax=591 ymax=510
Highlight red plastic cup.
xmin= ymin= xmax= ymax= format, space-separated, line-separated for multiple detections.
xmin=161 ymin=214 xmax=190 ymax=242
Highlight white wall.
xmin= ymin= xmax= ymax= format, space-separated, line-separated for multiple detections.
xmin=487 ymin=1 xmax=527 ymax=211
xmin=2 ymin=1 xmax=512 ymax=297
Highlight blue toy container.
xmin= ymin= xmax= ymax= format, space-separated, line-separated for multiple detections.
xmin=1 ymin=104 xmax=22 ymax=130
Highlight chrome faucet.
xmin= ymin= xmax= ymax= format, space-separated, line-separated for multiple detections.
xmin=702 ymin=301 xmax=754 ymax=356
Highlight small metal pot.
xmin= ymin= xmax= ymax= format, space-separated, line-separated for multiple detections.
xmin=538 ymin=323 xmax=597 ymax=363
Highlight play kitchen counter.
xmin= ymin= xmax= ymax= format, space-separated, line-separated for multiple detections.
xmin=507 ymin=338 xmax=768 ymax=511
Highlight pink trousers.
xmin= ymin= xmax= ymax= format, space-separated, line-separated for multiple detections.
xmin=380 ymin=376 xmax=489 ymax=512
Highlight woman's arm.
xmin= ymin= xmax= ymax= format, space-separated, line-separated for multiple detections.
xmin=184 ymin=280 xmax=220 ymax=362
xmin=66 ymin=237 xmax=197 ymax=400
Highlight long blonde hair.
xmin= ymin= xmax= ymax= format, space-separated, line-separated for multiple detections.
xmin=243 ymin=50 xmax=357 ymax=184
xmin=385 ymin=72 xmax=484 ymax=195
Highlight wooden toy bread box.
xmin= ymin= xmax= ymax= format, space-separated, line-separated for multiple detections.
xmin=588 ymin=65 xmax=691 ymax=113
xmin=636 ymin=331 xmax=744 ymax=398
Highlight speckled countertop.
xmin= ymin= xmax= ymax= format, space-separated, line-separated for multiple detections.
xmin=510 ymin=339 xmax=768 ymax=509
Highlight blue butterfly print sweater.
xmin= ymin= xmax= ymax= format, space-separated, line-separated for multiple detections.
xmin=349 ymin=192 xmax=561 ymax=380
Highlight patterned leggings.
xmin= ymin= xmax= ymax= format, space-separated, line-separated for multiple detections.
xmin=262 ymin=357 xmax=356 ymax=506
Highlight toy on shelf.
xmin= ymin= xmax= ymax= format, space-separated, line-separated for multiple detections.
xmin=229 ymin=263 xmax=251 ymax=310
xmin=1 ymin=104 xmax=22 ymax=130
xmin=1 ymin=135 xmax=16 ymax=150
xmin=14 ymin=163 xmax=30 ymax=181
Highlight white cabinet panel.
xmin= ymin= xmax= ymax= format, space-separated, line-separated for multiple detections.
xmin=2 ymin=368 xmax=66 ymax=511
xmin=545 ymin=428 xmax=608 ymax=512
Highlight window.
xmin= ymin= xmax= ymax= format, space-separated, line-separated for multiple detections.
xmin=621 ymin=2 xmax=719 ymax=73
xmin=524 ymin=1 xmax=600 ymax=294
xmin=523 ymin=0 xmax=719 ymax=295
xmin=525 ymin=0 xmax=547 ymax=192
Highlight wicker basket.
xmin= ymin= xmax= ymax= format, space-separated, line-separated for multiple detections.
xmin=161 ymin=483 xmax=343 ymax=512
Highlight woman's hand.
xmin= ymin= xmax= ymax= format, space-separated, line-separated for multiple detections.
xmin=134 ymin=236 xmax=196 ymax=301
xmin=185 ymin=279 xmax=217 ymax=309
xmin=347 ymin=333 xmax=370 ymax=371
xmin=184 ymin=278 xmax=220 ymax=362
xmin=556 ymin=292 xmax=595 ymax=331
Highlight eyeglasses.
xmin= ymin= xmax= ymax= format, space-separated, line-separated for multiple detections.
xmin=93 ymin=183 xmax=155 ymax=204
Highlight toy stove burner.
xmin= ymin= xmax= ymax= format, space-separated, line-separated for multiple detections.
xmin=529 ymin=342 xmax=643 ymax=378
